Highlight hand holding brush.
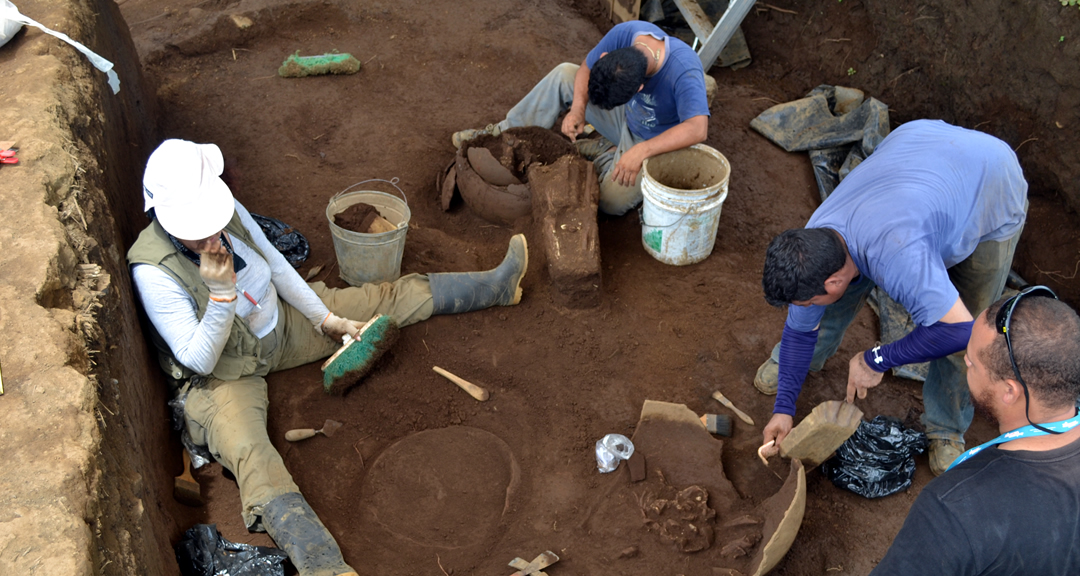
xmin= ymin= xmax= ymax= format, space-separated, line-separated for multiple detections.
xmin=320 ymin=314 xmax=400 ymax=395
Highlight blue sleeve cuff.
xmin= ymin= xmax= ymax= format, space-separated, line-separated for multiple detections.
xmin=863 ymin=320 xmax=974 ymax=372
xmin=774 ymin=325 xmax=818 ymax=416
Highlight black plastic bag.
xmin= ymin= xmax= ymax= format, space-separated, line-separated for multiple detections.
xmin=251 ymin=213 xmax=310 ymax=268
xmin=175 ymin=524 xmax=288 ymax=576
xmin=821 ymin=415 xmax=928 ymax=499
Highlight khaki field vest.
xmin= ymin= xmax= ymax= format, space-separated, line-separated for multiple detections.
xmin=127 ymin=212 xmax=269 ymax=383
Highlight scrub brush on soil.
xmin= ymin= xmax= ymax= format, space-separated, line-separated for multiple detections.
xmin=278 ymin=51 xmax=361 ymax=78
xmin=320 ymin=314 xmax=400 ymax=395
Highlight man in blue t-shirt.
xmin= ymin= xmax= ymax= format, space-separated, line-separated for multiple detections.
xmin=755 ymin=120 xmax=1028 ymax=475
xmin=451 ymin=21 xmax=711 ymax=216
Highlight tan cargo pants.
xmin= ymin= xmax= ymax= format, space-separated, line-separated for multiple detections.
xmin=182 ymin=274 xmax=434 ymax=528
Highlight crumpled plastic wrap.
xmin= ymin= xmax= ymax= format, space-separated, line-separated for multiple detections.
xmin=251 ymin=213 xmax=309 ymax=269
xmin=821 ymin=415 xmax=928 ymax=499
xmin=175 ymin=524 xmax=288 ymax=576
xmin=595 ymin=433 xmax=634 ymax=473
xmin=169 ymin=384 xmax=213 ymax=469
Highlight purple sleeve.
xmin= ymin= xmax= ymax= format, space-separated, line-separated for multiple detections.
xmin=774 ymin=324 xmax=818 ymax=416
xmin=863 ymin=320 xmax=974 ymax=373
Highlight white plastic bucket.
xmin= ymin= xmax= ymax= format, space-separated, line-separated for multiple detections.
xmin=640 ymin=144 xmax=730 ymax=265
xmin=326 ymin=178 xmax=410 ymax=285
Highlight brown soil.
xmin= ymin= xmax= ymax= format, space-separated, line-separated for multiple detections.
xmin=333 ymin=202 xmax=384 ymax=234
xmin=114 ymin=0 xmax=1080 ymax=574
xmin=646 ymin=146 xmax=730 ymax=190
xmin=470 ymin=126 xmax=577 ymax=183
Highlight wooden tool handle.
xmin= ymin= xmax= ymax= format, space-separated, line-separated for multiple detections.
xmin=285 ymin=429 xmax=318 ymax=441
xmin=179 ymin=450 xmax=196 ymax=482
xmin=728 ymin=404 xmax=755 ymax=426
xmin=711 ymin=391 xmax=755 ymax=425
xmin=433 ymin=366 xmax=489 ymax=401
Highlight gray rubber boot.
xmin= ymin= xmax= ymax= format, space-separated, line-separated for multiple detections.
xmin=261 ymin=492 xmax=357 ymax=576
xmin=429 ymin=234 xmax=528 ymax=315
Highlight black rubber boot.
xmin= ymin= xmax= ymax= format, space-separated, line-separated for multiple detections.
xmin=261 ymin=492 xmax=357 ymax=576
xmin=429 ymin=234 xmax=528 ymax=315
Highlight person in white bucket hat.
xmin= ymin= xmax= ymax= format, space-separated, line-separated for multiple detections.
xmin=141 ymin=138 xmax=236 ymax=241
xmin=127 ymin=139 xmax=529 ymax=576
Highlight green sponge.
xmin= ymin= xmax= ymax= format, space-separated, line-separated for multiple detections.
xmin=320 ymin=314 xmax=400 ymax=395
xmin=278 ymin=52 xmax=362 ymax=78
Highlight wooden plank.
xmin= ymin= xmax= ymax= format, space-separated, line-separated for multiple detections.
xmin=672 ymin=0 xmax=714 ymax=44
xmin=697 ymin=0 xmax=757 ymax=70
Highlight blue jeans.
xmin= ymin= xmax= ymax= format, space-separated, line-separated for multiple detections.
xmin=768 ymin=232 xmax=1022 ymax=443
xmin=496 ymin=63 xmax=646 ymax=216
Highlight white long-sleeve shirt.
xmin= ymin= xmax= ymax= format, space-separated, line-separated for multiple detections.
xmin=131 ymin=200 xmax=330 ymax=375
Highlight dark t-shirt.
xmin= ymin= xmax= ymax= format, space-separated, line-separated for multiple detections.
xmin=871 ymin=435 xmax=1080 ymax=575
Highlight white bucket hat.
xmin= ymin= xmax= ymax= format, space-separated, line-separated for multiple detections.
xmin=143 ymin=139 xmax=235 ymax=241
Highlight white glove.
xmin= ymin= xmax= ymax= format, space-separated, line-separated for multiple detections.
xmin=318 ymin=313 xmax=364 ymax=342
xmin=197 ymin=240 xmax=236 ymax=299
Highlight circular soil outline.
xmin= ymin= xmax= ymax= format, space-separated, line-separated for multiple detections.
xmin=361 ymin=426 xmax=520 ymax=549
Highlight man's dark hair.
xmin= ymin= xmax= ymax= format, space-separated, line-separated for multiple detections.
xmin=588 ymin=47 xmax=648 ymax=110
xmin=761 ymin=228 xmax=847 ymax=307
xmin=980 ymin=295 xmax=1080 ymax=410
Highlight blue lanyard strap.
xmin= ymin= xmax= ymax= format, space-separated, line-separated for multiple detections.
xmin=946 ymin=413 xmax=1080 ymax=472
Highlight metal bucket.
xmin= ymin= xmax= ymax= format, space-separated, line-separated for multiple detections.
xmin=326 ymin=178 xmax=410 ymax=285
xmin=640 ymin=144 xmax=730 ymax=265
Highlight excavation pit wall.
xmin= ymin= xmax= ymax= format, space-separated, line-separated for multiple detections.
xmin=0 ymin=0 xmax=170 ymax=574
xmin=1 ymin=0 xmax=1079 ymax=575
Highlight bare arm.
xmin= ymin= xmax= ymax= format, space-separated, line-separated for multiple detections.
xmin=561 ymin=58 xmax=592 ymax=141
xmin=611 ymin=115 xmax=709 ymax=186
xmin=939 ymin=296 xmax=974 ymax=324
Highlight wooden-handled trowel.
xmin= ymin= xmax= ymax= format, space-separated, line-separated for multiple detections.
xmin=285 ymin=419 xmax=343 ymax=442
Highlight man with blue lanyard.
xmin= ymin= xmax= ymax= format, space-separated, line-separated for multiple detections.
xmin=871 ymin=289 xmax=1080 ymax=575
xmin=756 ymin=120 xmax=1028 ymax=475
xmin=451 ymin=21 xmax=710 ymax=216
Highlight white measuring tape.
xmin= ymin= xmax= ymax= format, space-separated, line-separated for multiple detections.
xmin=1 ymin=0 xmax=120 ymax=94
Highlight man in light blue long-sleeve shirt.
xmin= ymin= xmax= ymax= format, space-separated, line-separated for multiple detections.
xmin=755 ymin=120 xmax=1028 ymax=475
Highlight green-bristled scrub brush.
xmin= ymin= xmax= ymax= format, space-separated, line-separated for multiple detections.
xmin=278 ymin=51 xmax=362 ymax=78
xmin=320 ymin=314 xmax=400 ymax=395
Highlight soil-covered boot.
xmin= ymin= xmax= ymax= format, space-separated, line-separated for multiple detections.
xmin=429 ymin=234 xmax=528 ymax=315
xmin=929 ymin=438 xmax=965 ymax=476
xmin=754 ymin=358 xmax=779 ymax=395
xmin=452 ymin=123 xmax=502 ymax=149
xmin=262 ymin=492 xmax=357 ymax=576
